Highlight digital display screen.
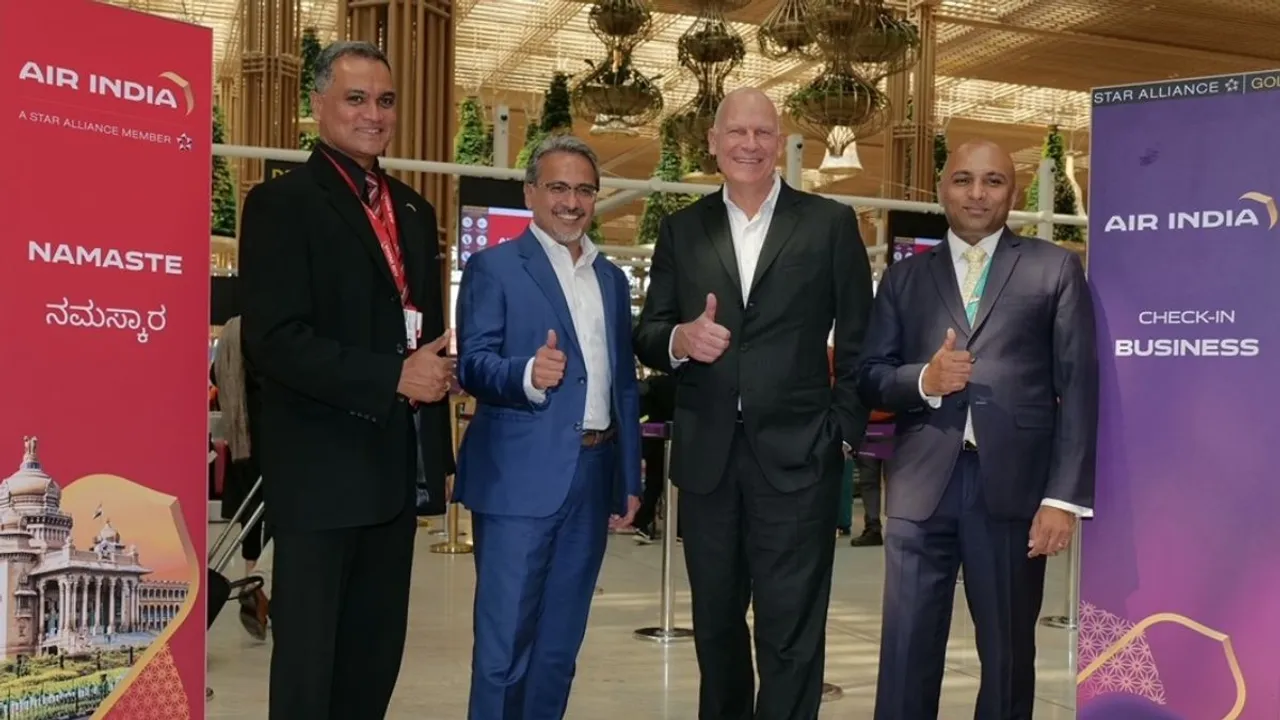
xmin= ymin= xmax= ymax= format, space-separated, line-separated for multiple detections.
xmin=457 ymin=177 xmax=531 ymax=270
xmin=458 ymin=205 xmax=531 ymax=268
xmin=891 ymin=236 xmax=943 ymax=263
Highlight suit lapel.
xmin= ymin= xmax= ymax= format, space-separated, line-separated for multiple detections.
xmin=310 ymin=152 xmax=398 ymax=295
xmin=929 ymin=244 xmax=971 ymax=334
xmin=969 ymin=229 xmax=1022 ymax=336
xmin=747 ymin=185 xmax=801 ymax=300
xmin=700 ymin=194 xmax=743 ymax=299
xmin=518 ymin=232 xmax=583 ymax=357
xmin=592 ymin=258 xmax=618 ymax=371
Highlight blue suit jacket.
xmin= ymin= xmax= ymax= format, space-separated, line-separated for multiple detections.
xmin=856 ymin=230 xmax=1098 ymax=522
xmin=453 ymin=230 xmax=642 ymax=518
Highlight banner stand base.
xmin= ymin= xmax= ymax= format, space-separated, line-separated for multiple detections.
xmin=633 ymin=627 xmax=694 ymax=643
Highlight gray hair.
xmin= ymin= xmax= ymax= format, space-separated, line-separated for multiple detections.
xmin=314 ymin=41 xmax=390 ymax=94
xmin=525 ymin=134 xmax=601 ymax=187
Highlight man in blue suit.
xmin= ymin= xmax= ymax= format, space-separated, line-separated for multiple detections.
xmin=858 ymin=140 xmax=1098 ymax=719
xmin=454 ymin=134 xmax=642 ymax=720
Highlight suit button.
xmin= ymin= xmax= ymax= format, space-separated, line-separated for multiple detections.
xmin=741 ymin=342 xmax=749 ymax=352
xmin=573 ymin=422 xmax=582 ymax=431
xmin=578 ymin=377 xmax=586 ymax=385
xmin=957 ymin=399 xmax=968 ymax=410
xmin=396 ymin=343 xmax=406 ymax=354
xmin=390 ymin=294 xmax=398 ymax=303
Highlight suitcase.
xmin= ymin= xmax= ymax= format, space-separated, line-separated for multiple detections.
xmin=207 ymin=475 xmax=269 ymax=639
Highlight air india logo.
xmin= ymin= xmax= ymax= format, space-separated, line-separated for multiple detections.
xmin=16 ymin=61 xmax=195 ymax=115
xmin=1103 ymin=190 xmax=1278 ymax=233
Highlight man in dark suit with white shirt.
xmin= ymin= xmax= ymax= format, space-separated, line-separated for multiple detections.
xmin=633 ymin=87 xmax=874 ymax=719
xmin=857 ymin=140 xmax=1098 ymax=719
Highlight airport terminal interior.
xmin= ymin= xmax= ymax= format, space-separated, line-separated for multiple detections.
xmin=121 ymin=0 xmax=1280 ymax=715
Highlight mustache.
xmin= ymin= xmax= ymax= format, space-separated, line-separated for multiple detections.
xmin=552 ymin=206 xmax=586 ymax=218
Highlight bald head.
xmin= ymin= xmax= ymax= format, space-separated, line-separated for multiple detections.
xmin=709 ymin=86 xmax=781 ymax=192
xmin=714 ymin=87 xmax=779 ymax=131
xmin=937 ymin=138 xmax=1018 ymax=244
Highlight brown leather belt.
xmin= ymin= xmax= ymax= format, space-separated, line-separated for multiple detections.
xmin=582 ymin=426 xmax=616 ymax=447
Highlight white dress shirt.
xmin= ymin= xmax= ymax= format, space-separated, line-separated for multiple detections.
xmin=522 ymin=223 xmax=612 ymax=431
xmin=667 ymin=174 xmax=783 ymax=377
xmin=917 ymin=229 xmax=1091 ymax=518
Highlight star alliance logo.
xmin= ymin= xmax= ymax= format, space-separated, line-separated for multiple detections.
xmin=1225 ymin=78 xmax=1240 ymax=93
xmin=177 ymin=134 xmax=192 ymax=151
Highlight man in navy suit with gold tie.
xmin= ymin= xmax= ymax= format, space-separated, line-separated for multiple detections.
xmin=858 ymin=140 xmax=1099 ymax=719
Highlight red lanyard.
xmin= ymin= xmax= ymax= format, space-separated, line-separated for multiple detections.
xmin=321 ymin=151 xmax=412 ymax=308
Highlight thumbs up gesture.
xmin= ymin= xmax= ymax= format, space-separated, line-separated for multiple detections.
xmin=532 ymin=329 xmax=567 ymax=390
xmin=921 ymin=328 xmax=973 ymax=397
xmin=673 ymin=293 xmax=732 ymax=364
xmin=398 ymin=329 xmax=456 ymax=403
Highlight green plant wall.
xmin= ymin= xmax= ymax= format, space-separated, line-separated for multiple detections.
xmin=637 ymin=119 xmax=696 ymax=245
xmin=454 ymin=96 xmax=491 ymax=165
xmin=211 ymin=105 xmax=236 ymax=237
xmin=1021 ymin=125 xmax=1085 ymax=243
xmin=299 ymin=27 xmax=322 ymax=117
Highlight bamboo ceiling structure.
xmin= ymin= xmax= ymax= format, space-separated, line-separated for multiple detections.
xmin=109 ymin=0 xmax=1280 ymax=244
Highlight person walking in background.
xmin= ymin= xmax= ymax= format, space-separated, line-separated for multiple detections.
xmin=857 ymin=139 xmax=1098 ymax=720
xmin=239 ymin=40 xmax=455 ymax=720
xmin=454 ymin=134 xmax=642 ymax=720
xmin=633 ymin=87 xmax=874 ymax=719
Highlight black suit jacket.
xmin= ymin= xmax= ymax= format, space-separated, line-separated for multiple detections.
xmin=633 ymin=182 xmax=874 ymax=494
xmin=856 ymin=229 xmax=1098 ymax=522
xmin=239 ymin=148 xmax=454 ymax=532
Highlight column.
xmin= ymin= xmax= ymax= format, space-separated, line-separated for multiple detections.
xmin=881 ymin=0 xmax=939 ymax=203
xmin=37 ymin=583 xmax=45 ymax=639
xmin=58 ymin=578 xmax=67 ymax=638
xmin=343 ymin=0 xmax=457 ymax=297
xmin=107 ymin=578 xmax=116 ymax=635
xmin=79 ymin=576 xmax=88 ymax=632
xmin=233 ymin=0 xmax=304 ymax=212
xmin=94 ymin=578 xmax=103 ymax=635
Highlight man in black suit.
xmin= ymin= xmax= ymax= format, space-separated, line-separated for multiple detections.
xmin=858 ymin=140 xmax=1098 ymax=719
xmin=240 ymin=41 xmax=455 ymax=720
xmin=633 ymin=87 xmax=873 ymax=719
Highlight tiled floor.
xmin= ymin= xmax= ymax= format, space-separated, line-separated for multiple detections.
xmin=205 ymin=506 xmax=1079 ymax=718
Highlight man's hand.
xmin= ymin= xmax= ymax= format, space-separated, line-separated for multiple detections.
xmin=673 ymin=293 xmax=731 ymax=363
xmin=397 ymin=330 xmax=455 ymax=403
xmin=609 ymin=495 xmax=642 ymax=531
xmin=920 ymin=328 xmax=972 ymax=396
xmin=1028 ymin=506 xmax=1076 ymax=558
xmin=532 ymin=330 xmax=567 ymax=390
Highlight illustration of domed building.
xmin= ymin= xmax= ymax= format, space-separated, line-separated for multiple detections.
xmin=0 ymin=437 xmax=190 ymax=658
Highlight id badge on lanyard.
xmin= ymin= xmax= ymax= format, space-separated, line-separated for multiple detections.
xmin=404 ymin=307 xmax=423 ymax=350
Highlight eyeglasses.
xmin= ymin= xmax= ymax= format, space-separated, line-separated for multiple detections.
xmin=538 ymin=182 xmax=599 ymax=201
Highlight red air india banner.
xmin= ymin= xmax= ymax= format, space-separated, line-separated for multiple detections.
xmin=0 ymin=1 xmax=211 ymax=718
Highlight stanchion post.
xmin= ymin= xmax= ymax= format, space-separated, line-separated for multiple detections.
xmin=1040 ymin=522 xmax=1081 ymax=630
xmin=635 ymin=423 xmax=694 ymax=643
xmin=431 ymin=477 xmax=473 ymax=555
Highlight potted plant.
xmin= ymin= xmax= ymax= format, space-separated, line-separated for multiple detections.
xmin=589 ymin=0 xmax=650 ymax=38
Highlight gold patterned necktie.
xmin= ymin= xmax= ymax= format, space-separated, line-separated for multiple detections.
xmin=960 ymin=245 xmax=988 ymax=324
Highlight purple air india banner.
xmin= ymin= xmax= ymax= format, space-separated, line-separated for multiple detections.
xmin=1080 ymin=70 xmax=1280 ymax=719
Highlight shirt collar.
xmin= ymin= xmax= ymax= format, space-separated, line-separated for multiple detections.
xmin=946 ymin=227 xmax=1003 ymax=263
xmin=722 ymin=173 xmax=783 ymax=218
xmin=529 ymin=221 xmax=598 ymax=266
xmin=317 ymin=140 xmax=381 ymax=199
